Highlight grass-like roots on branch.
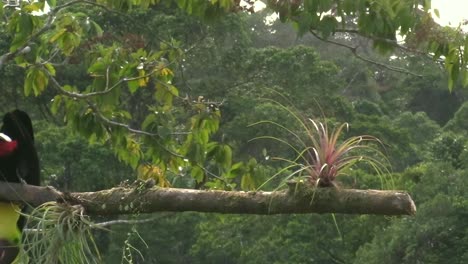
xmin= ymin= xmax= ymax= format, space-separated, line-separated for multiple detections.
xmin=19 ymin=202 xmax=101 ymax=264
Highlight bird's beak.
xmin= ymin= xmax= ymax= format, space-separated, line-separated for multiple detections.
xmin=0 ymin=133 xmax=12 ymax=142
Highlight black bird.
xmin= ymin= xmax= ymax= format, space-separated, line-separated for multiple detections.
xmin=0 ymin=110 xmax=40 ymax=264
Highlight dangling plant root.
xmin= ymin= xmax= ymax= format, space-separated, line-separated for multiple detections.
xmin=121 ymin=226 xmax=148 ymax=264
xmin=19 ymin=202 xmax=101 ymax=264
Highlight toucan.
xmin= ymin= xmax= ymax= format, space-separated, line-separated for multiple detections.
xmin=0 ymin=110 xmax=40 ymax=264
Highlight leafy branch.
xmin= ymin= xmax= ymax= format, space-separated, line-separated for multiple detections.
xmin=0 ymin=0 xmax=114 ymax=68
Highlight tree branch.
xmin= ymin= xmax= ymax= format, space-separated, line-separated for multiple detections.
xmin=0 ymin=181 xmax=416 ymax=216
xmin=309 ymin=30 xmax=423 ymax=77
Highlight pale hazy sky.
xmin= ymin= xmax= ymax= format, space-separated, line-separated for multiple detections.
xmin=431 ymin=0 xmax=467 ymax=26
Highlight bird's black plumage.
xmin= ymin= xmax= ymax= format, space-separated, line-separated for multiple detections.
xmin=0 ymin=109 xmax=40 ymax=186
xmin=0 ymin=110 xmax=40 ymax=264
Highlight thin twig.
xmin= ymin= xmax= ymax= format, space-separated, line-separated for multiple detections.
xmin=84 ymin=100 xmax=185 ymax=158
xmin=309 ymin=30 xmax=423 ymax=77
xmin=44 ymin=65 xmax=170 ymax=99
xmin=198 ymin=165 xmax=230 ymax=186
xmin=84 ymin=100 xmax=158 ymax=138
xmin=95 ymin=213 xmax=174 ymax=227
xmin=342 ymin=71 xmax=361 ymax=94
xmin=23 ymin=213 xmax=173 ymax=233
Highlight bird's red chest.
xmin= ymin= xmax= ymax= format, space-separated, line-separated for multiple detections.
xmin=0 ymin=141 xmax=17 ymax=157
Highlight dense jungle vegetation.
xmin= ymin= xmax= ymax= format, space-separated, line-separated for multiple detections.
xmin=1 ymin=0 xmax=467 ymax=263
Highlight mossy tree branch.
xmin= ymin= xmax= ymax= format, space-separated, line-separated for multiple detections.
xmin=0 ymin=181 xmax=416 ymax=216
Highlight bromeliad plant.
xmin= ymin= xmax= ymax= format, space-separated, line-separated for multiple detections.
xmin=302 ymin=119 xmax=388 ymax=187
xmin=252 ymin=100 xmax=390 ymax=189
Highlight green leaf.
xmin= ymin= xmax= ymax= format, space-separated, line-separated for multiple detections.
xmin=342 ymin=0 xmax=356 ymax=13
xmin=219 ymin=0 xmax=232 ymax=10
xmin=88 ymin=60 xmax=106 ymax=74
xmin=33 ymin=69 xmax=48 ymax=95
xmin=176 ymin=0 xmax=187 ymax=11
xmin=248 ymin=158 xmax=257 ymax=169
xmin=59 ymin=32 xmax=80 ymax=55
xmin=24 ymin=67 xmax=48 ymax=96
xmin=62 ymin=84 xmax=75 ymax=92
xmin=50 ymin=95 xmax=62 ymax=115
xmin=446 ymin=48 xmax=460 ymax=91
xmin=155 ymin=83 xmax=178 ymax=109
xmin=423 ymin=0 xmax=431 ymax=10
xmin=10 ymin=14 xmax=34 ymax=52
xmin=157 ymin=125 xmax=172 ymax=139
xmin=461 ymin=69 xmax=468 ymax=88
xmin=222 ymin=144 xmax=232 ymax=169
xmin=44 ymin=63 xmax=56 ymax=76
xmin=24 ymin=2 xmax=42 ymax=12
xmin=142 ymin=114 xmax=157 ymax=130
xmin=48 ymin=0 xmax=57 ymax=8
xmin=191 ymin=166 xmax=205 ymax=183
xmin=49 ymin=28 xmax=67 ymax=43
xmin=24 ymin=72 xmax=34 ymax=96
xmin=90 ymin=20 xmax=104 ymax=37
xmin=241 ymin=173 xmax=255 ymax=190
xmin=296 ymin=13 xmax=314 ymax=37
xmin=127 ymin=79 xmax=140 ymax=94
xmin=320 ymin=16 xmax=337 ymax=38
